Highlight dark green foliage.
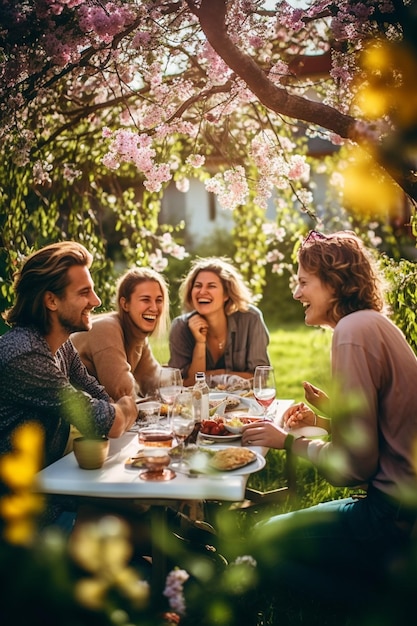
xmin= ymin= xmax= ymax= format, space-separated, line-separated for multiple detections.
xmin=381 ymin=255 xmax=417 ymax=354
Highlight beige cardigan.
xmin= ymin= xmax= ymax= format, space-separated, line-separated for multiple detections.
xmin=71 ymin=312 xmax=161 ymax=400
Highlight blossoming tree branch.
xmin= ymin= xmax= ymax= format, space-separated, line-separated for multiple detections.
xmin=1 ymin=0 xmax=416 ymax=303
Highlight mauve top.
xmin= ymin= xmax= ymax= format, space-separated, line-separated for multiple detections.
xmin=305 ymin=310 xmax=417 ymax=503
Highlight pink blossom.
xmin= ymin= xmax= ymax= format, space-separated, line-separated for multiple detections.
xmin=287 ymin=155 xmax=310 ymax=181
xmin=132 ymin=31 xmax=151 ymax=49
xmin=42 ymin=32 xmax=81 ymax=66
xmin=102 ymin=153 xmax=120 ymax=170
xmin=63 ymin=163 xmax=82 ymax=182
xmin=175 ymin=178 xmax=190 ymax=193
xmin=329 ymin=133 xmax=345 ymax=146
xmin=149 ymin=250 xmax=168 ymax=273
xmin=163 ymin=568 xmax=189 ymax=616
xmin=160 ymin=233 xmax=174 ymax=248
xmin=207 ymin=166 xmax=249 ymax=210
xmin=158 ymin=234 xmax=188 ymax=260
xmin=199 ymin=42 xmax=232 ymax=86
xmin=170 ymin=245 xmax=188 ymax=261
xmin=32 ymin=160 xmax=52 ymax=186
xmin=142 ymin=105 xmax=166 ymax=129
xmin=186 ymin=154 xmax=205 ymax=168
xmin=78 ymin=3 xmax=135 ymax=45
xmin=268 ymin=60 xmax=290 ymax=85
xmin=205 ymin=177 xmax=223 ymax=195
xmin=262 ymin=224 xmax=286 ymax=243
xmin=276 ymin=3 xmax=305 ymax=32
xmin=266 ymin=249 xmax=284 ymax=263
xmin=248 ymin=35 xmax=264 ymax=49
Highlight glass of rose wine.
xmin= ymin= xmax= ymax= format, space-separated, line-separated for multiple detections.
xmin=253 ymin=365 xmax=276 ymax=417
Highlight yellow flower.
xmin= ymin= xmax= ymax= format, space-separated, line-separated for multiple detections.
xmin=74 ymin=578 xmax=108 ymax=610
xmin=114 ymin=568 xmax=149 ymax=608
xmin=0 ymin=492 xmax=44 ymax=519
xmin=0 ymin=423 xmax=45 ymax=544
xmin=69 ymin=516 xmax=133 ymax=574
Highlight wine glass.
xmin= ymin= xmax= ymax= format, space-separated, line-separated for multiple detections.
xmin=159 ymin=367 xmax=183 ymax=419
xmin=171 ymin=389 xmax=195 ymax=468
xmin=253 ymin=365 xmax=276 ymax=417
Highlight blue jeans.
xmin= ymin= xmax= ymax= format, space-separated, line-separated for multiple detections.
xmin=250 ymin=488 xmax=414 ymax=602
xmin=52 ymin=510 xmax=76 ymax=535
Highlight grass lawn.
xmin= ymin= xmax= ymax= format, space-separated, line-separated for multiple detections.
xmin=266 ymin=323 xmax=332 ymax=401
xmin=151 ymin=321 xmax=333 ymax=402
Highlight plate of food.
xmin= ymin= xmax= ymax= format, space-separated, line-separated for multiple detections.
xmin=168 ymin=445 xmax=265 ymax=475
xmin=207 ymin=374 xmax=252 ymax=394
xmin=125 ymin=450 xmax=147 ymax=469
xmin=208 ymin=446 xmax=265 ymax=474
xmin=209 ymin=392 xmax=263 ymax=416
xmin=199 ymin=416 xmax=242 ymax=441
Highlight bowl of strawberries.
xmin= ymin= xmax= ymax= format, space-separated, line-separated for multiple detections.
xmin=199 ymin=416 xmax=239 ymax=440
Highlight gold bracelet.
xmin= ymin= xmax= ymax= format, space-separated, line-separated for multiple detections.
xmin=314 ymin=413 xmax=317 ymax=426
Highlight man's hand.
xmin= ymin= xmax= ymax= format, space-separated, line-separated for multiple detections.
xmin=108 ymin=395 xmax=137 ymax=437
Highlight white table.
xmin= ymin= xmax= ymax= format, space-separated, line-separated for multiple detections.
xmin=36 ymin=431 xmax=248 ymax=501
xmin=35 ymin=399 xmax=294 ymax=599
xmin=36 ymin=399 xmax=294 ymax=502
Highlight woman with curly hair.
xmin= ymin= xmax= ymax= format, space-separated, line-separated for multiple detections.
xmin=168 ymin=257 xmax=270 ymax=386
xmin=241 ymin=230 xmax=417 ymax=604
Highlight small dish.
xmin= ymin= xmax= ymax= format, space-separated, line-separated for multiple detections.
xmin=198 ymin=432 xmax=242 ymax=442
xmin=224 ymin=415 xmax=268 ymax=434
xmin=287 ymin=426 xmax=328 ymax=438
xmin=136 ymin=400 xmax=161 ymax=422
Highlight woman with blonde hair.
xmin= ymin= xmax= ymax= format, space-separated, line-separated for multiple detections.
xmin=168 ymin=257 xmax=270 ymax=386
xmin=72 ymin=267 xmax=169 ymax=399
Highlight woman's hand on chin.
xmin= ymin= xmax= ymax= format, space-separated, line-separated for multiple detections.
xmin=188 ymin=313 xmax=208 ymax=343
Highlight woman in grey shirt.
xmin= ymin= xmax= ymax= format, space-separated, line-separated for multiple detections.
xmin=168 ymin=257 xmax=270 ymax=386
